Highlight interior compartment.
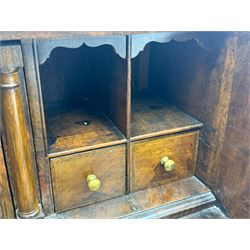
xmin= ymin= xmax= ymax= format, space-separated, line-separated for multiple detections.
xmin=38 ymin=44 xmax=127 ymax=156
xmin=131 ymin=40 xmax=204 ymax=140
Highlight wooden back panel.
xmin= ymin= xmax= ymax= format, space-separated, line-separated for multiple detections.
xmin=39 ymin=44 xmax=128 ymax=137
xmin=136 ymin=33 xmax=249 ymax=218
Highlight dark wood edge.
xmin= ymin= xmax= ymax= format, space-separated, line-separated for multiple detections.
xmin=120 ymin=191 xmax=215 ymax=219
xmin=47 ymin=139 xmax=128 ymax=159
xmin=21 ymin=39 xmax=54 ymax=215
xmin=126 ymin=35 xmax=132 ymax=194
xmin=130 ymin=124 xmax=203 ymax=142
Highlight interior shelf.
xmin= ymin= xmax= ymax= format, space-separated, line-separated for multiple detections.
xmin=46 ymin=99 xmax=126 ymax=158
xmin=131 ymin=94 xmax=203 ymax=140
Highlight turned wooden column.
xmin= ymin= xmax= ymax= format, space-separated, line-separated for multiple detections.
xmin=0 ymin=44 xmax=40 ymax=218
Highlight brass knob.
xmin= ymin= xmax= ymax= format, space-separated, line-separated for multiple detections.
xmin=86 ymin=174 xmax=101 ymax=191
xmin=160 ymin=156 xmax=176 ymax=171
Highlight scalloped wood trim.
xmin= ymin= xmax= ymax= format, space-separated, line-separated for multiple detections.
xmin=131 ymin=32 xmax=231 ymax=58
xmin=36 ymin=35 xmax=126 ymax=65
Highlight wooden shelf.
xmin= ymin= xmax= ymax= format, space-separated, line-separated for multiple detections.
xmin=46 ymin=176 xmax=215 ymax=219
xmin=131 ymin=95 xmax=203 ymax=140
xmin=45 ymin=99 xmax=126 ymax=158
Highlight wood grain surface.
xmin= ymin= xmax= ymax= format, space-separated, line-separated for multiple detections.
xmin=0 ymin=31 xmax=153 ymax=41
xmin=47 ymin=176 xmax=212 ymax=219
xmin=0 ymin=70 xmax=40 ymax=217
xmin=131 ymin=95 xmax=203 ymax=140
xmin=51 ymin=145 xmax=126 ymax=212
xmin=1 ymin=31 xmax=248 ymax=218
xmin=181 ymin=206 xmax=227 ymax=219
xmin=135 ymin=32 xmax=249 ymax=218
xmin=131 ymin=131 xmax=199 ymax=191
xmin=46 ymin=100 xmax=126 ymax=158
xmin=0 ymin=140 xmax=15 ymax=219
xmin=215 ymin=33 xmax=250 ymax=218
xmin=21 ymin=40 xmax=55 ymax=215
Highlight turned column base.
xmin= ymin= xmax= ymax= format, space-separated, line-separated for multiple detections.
xmin=16 ymin=204 xmax=44 ymax=219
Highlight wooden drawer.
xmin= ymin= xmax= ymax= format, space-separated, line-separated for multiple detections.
xmin=131 ymin=131 xmax=199 ymax=192
xmin=50 ymin=145 xmax=126 ymax=212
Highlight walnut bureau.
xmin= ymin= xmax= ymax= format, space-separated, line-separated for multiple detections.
xmin=0 ymin=32 xmax=249 ymax=219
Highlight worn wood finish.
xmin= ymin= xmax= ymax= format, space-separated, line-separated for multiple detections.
xmin=85 ymin=45 xmax=128 ymax=137
xmin=0 ymin=32 xmax=152 ymax=41
xmin=46 ymin=100 xmax=126 ymax=158
xmin=131 ymin=131 xmax=199 ymax=192
xmin=51 ymin=145 xmax=126 ymax=212
xmin=0 ymin=140 xmax=15 ymax=219
xmin=36 ymin=35 xmax=126 ymax=64
xmin=126 ymin=35 xmax=132 ymax=194
xmin=106 ymin=53 xmax=128 ymax=137
xmin=131 ymin=95 xmax=202 ymax=140
xmin=47 ymin=176 xmax=213 ymax=219
xmin=181 ymin=206 xmax=227 ymax=219
xmin=215 ymin=33 xmax=250 ymax=218
xmin=131 ymin=32 xmax=232 ymax=58
xmin=0 ymin=69 xmax=40 ymax=218
xmin=21 ymin=40 xmax=54 ymax=215
xmin=138 ymin=33 xmax=249 ymax=218
xmin=124 ymin=192 xmax=215 ymax=219
xmin=39 ymin=43 xmax=128 ymax=140
xmin=146 ymin=36 xmax=235 ymax=188
xmin=1 ymin=41 xmax=42 ymax=215
xmin=131 ymin=45 xmax=150 ymax=92
xmin=1 ymin=31 xmax=248 ymax=219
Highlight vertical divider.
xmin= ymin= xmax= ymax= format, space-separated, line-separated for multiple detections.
xmin=125 ymin=35 xmax=132 ymax=194
xmin=21 ymin=39 xmax=54 ymax=215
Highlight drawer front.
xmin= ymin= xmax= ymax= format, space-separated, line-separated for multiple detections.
xmin=51 ymin=145 xmax=126 ymax=212
xmin=131 ymin=131 xmax=199 ymax=192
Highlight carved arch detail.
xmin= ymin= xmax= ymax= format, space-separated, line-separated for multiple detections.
xmin=131 ymin=32 xmax=230 ymax=58
xmin=36 ymin=35 xmax=126 ymax=65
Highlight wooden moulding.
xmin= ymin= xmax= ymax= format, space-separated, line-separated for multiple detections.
xmin=36 ymin=35 xmax=127 ymax=65
xmin=21 ymin=39 xmax=54 ymax=215
xmin=47 ymin=176 xmax=215 ymax=219
xmin=0 ymin=43 xmax=41 ymax=218
xmin=131 ymin=32 xmax=232 ymax=58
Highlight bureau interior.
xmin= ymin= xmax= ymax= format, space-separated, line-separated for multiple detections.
xmin=131 ymin=39 xmax=204 ymax=140
xmin=38 ymin=44 xmax=127 ymax=156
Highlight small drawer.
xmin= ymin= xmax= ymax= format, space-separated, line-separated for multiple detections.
xmin=50 ymin=145 xmax=126 ymax=212
xmin=131 ymin=131 xmax=199 ymax=192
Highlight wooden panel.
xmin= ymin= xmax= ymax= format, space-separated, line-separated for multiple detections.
xmin=39 ymin=44 xmax=128 ymax=150
xmin=51 ymin=145 xmax=126 ymax=212
xmin=0 ymin=140 xmax=15 ymax=219
xmin=0 ymin=31 xmax=153 ymax=41
xmin=47 ymin=176 xmax=212 ymax=219
xmin=86 ymin=46 xmax=128 ymax=136
xmin=131 ymin=95 xmax=203 ymax=140
xmin=215 ymin=33 xmax=250 ymax=218
xmin=36 ymin=35 xmax=126 ymax=63
xmin=147 ymin=36 xmax=235 ymax=190
xmin=144 ymin=32 xmax=249 ymax=218
xmin=106 ymin=55 xmax=128 ymax=137
xmin=131 ymin=131 xmax=199 ymax=192
xmin=46 ymin=100 xmax=126 ymax=158
xmin=21 ymin=40 xmax=54 ymax=215
xmin=181 ymin=206 xmax=227 ymax=219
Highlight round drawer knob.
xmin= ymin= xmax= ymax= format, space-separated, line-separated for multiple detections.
xmin=160 ymin=156 xmax=176 ymax=171
xmin=86 ymin=174 xmax=101 ymax=191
